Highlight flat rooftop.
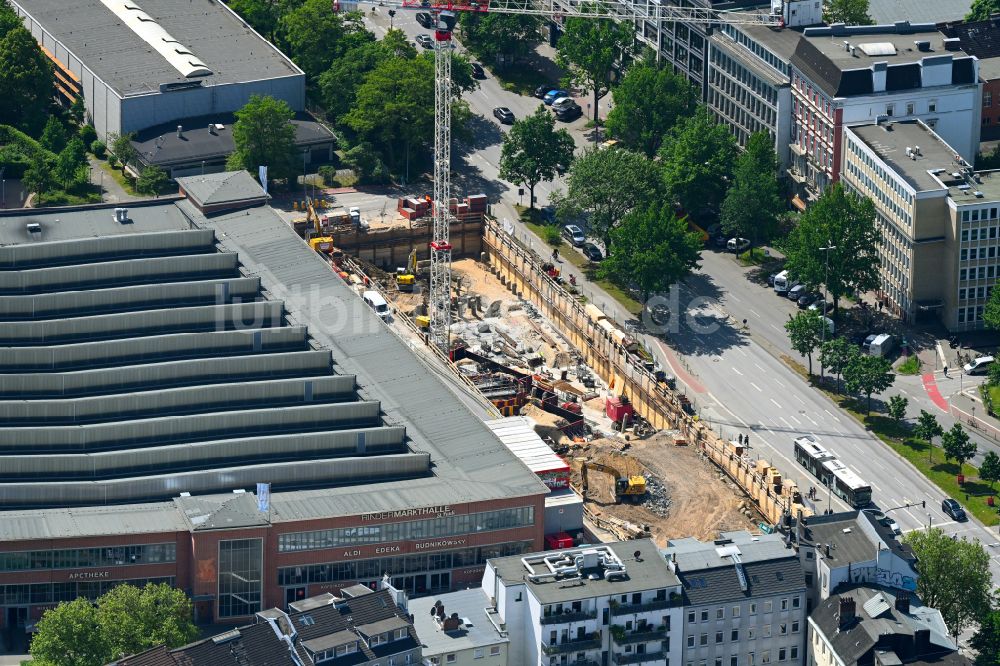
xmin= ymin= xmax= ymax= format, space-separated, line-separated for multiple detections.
xmin=796 ymin=510 xmax=914 ymax=566
xmin=11 ymin=0 xmax=302 ymax=97
xmin=849 ymin=121 xmax=1000 ymax=200
xmin=0 ymin=193 xmax=546 ymax=539
xmin=489 ymin=539 xmax=677 ymax=604
xmin=868 ymin=0 xmax=971 ymax=25
xmin=410 ymin=588 xmax=507 ymax=656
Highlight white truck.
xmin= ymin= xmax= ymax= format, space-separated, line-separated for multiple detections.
xmin=773 ymin=270 xmax=790 ymax=294
xmin=865 ymin=333 xmax=894 ymax=357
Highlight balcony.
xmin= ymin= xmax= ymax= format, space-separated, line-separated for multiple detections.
xmin=611 ymin=626 xmax=668 ymax=645
xmin=610 ymin=599 xmax=674 ymax=616
xmin=541 ymin=609 xmax=598 ymax=625
xmin=541 ymin=634 xmax=602 ymax=655
xmin=613 ymin=651 xmax=667 ymax=665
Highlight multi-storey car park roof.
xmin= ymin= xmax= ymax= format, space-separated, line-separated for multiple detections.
xmin=0 ymin=187 xmax=547 ymax=523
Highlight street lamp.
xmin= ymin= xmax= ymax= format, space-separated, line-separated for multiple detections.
xmin=819 ymin=244 xmax=836 ymax=369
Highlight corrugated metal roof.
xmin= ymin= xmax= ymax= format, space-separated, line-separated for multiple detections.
xmin=485 ymin=416 xmax=570 ymax=474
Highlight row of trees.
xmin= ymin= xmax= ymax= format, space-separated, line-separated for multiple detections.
xmin=0 ymin=0 xmax=53 ymax=134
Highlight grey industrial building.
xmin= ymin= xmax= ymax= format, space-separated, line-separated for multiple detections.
xmin=0 ymin=176 xmax=547 ymax=627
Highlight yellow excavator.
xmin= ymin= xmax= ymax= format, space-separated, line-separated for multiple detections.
xmin=396 ymin=249 xmax=419 ymax=292
xmin=580 ymin=461 xmax=646 ymax=504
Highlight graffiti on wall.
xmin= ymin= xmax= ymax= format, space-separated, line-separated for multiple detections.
xmin=849 ymin=565 xmax=917 ymax=592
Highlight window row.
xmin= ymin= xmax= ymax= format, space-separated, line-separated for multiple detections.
xmin=277 ymin=541 xmax=533 ymax=586
xmin=0 ymin=576 xmax=174 ymax=605
xmin=958 ymin=306 xmax=985 ymax=324
xmin=961 ymin=208 xmax=1000 ymax=223
xmin=846 ymin=139 xmax=914 ymax=206
xmin=719 ymin=24 xmax=787 ymax=76
xmin=960 ymin=225 xmax=1000 ymax=242
xmin=686 ymin=598 xmax=801 ymax=624
xmin=959 ymin=286 xmax=994 ymax=301
xmin=959 ymin=266 xmax=999 ymax=281
xmin=690 ymin=646 xmax=799 ymax=666
xmin=0 ymin=543 xmax=176 ymax=572
xmin=686 ymin=621 xmax=801 ymax=647
xmin=278 ymin=506 xmax=534 ymax=552
xmin=961 ymin=247 xmax=1000 ymax=261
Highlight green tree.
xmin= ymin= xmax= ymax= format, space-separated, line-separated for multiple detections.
xmin=988 ymin=360 xmax=1000 ymax=387
xmin=560 ymin=147 xmax=662 ymax=249
xmin=279 ymin=0 xmax=369 ymax=79
xmin=720 ymin=131 xmax=783 ymax=248
xmin=784 ymin=309 xmax=824 ymax=375
xmin=980 ymin=451 xmax=1000 ymax=491
xmin=0 ymin=26 xmax=54 ymax=133
xmin=605 ymin=64 xmax=697 ymax=157
xmin=30 ymin=583 xmax=198 ymax=666
xmin=823 ymin=0 xmax=874 ymax=24
xmin=41 ymin=116 xmax=69 ymax=153
xmin=784 ymin=184 xmax=880 ymax=315
xmin=499 ymin=106 xmax=575 ymax=209
xmin=54 ymin=136 xmax=87 ymax=188
xmin=904 ymin=528 xmax=992 ymax=638
xmin=97 ymin=583 xmax=199 ymax=660
xmin=941 ymin=423 xmax=976 ymax=470
xmin=819 ymin=336 xmax=858 ymax=391
xmin=967 ymin=0 xmax=1000 ymax=21
xmin=887 ymin=394 xmax=908 ymax=424
xmin=844 ymin=353 xmax=894 ymax=414
xmin=69 ymin=95 xmax=86 ymax=124
xmin=984 ymin=279 xmax=1000 ymax=331
xmin=598 ymin=203 xmax=702 ymax=301
xmin=971 ymin=608 xmax=1000 ymax=665
xmin=30 ymin=598 xmax=109 ymax=666
xmin=226 ymin=95 xmax=298 ymax=183
xmin=22 ymin=150 xmax=53 ymax=205
xmin=0 ymin=0 xmax=22 ymax=39
xmin=458 ymin=12 xmax=543 ymax=64
xmin=228 ymin=0 xmax=282 ymax=40
xmin=914 ymin=409 xmax=944 ymax=459
xmin=659 ymin=108 xmax=738 ymax=222
xmin=556 ymin=11 xmax=634 ymax=122
xmin=135 ymin=165 xmax=169 ymax=196
xmin=319 ymin=29 xmax=415 ymax=120
xmin=107 ymin=132 xmax=138 ymax=172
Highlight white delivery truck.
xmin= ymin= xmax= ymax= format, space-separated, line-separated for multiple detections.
xmin=773 ymin=270 xmax=790 ymax=294
xmin=866 ymin=333 xmax=895 ymax=357
xmin=362 ymin=290 xmax=391 ymax=321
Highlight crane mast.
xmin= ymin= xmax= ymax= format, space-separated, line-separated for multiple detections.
xmin=349 ymin=0 xmax=782 ymax=354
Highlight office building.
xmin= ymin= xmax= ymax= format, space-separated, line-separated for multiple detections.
xmin=808 ymin=585 xmax=968 ymax=666
xmin=411 ymin=588 xmax=509 ymax=666
xmin=842 ymin=119 xmax=1000 ymax=329
xmin=483 ymin=539 xmax=683 ymax=666
xmin=792 ymin=511 xmax=917 ymax=610
xmin=0 ymin=181 xmax=548 ymax=628
xmin=664 ymin=531 xmax=807 ymax=666
xmin=788 ymin=22 xmax=981 ymax=199
xmin=118 ymin=584 xmax=421 ymax=666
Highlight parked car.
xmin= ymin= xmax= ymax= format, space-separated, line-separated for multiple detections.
xmin=808 ymin=300 xmax=832 ymax=314
xmin=582 ymin=242 xmax=603 ymax=262
xmin=964 ymin=355 xmax=994 ymax=375
xmin=540 ymin=206 xmax=557 ymax=224
xmin=552 ymin=97 xmax=575 ymax=112
xmin=544 ymin=89 xmax=569 ymax=105
xmin=797 ymin=292 xmax=820 ymax=309
xmin=555 ymin=103 xmax=582 ymax=121
xmin=470 ymin=62 xmax=486 ymax=79
xmin=415 ymin=34 xmax=434 ymax=48
xmin=726 ymin=237 xmax=750 ymax=253
xmin=787 ymin=284 xmax=807 ymax=301
xmin=714 ymin=233 xmax=728 ymax=248
xmin=534 ymin=84 xmax=555 ymax=99
xmin=649 ymin=304 xmax=670 ymax=326
xmin=942 ymin=498 xmax=967 ymax=521
xmin=492 ymin=107 xmax=515 ymax=124
xmin=767 ymin=272 xmax=779 ymax=287
xmin=415 ymin=12 xmax=433 ymax=27
xmin=562 ymin=224 xmax=586 ymax=246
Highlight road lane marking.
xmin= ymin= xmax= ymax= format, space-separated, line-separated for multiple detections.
xmin=823 ymin=409 xmax=841 ymax=422
xmin=750 ymin=309 xmax=761 ymax=318
xmin=794 ymin=394 xmax=806 ymax=404
xmin=733 ymin=368 xmax=744 ymax=376
xmin=789 ymin=414 xmax=802 ymax=425
xmin=770 ymin=398 xmax=782 ymax=408
xmin=780 ymin=416 xmax=792 ymax=428
xmin=755 ymin=363 xmax=766 ymax=372
xmin=750 ymin=382 xmax=763 ymax=392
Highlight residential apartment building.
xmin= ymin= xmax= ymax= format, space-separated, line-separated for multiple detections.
xmin=788 ymin=23 xmax=981 ymax=199
xmin=663 ymin=532 xmax=807 ymax=666
xmin=809 ymin=585 xmax=969 ymax=666
xmin=792 ymin=511 xmax=918 ymax=611
xmin=482 ymin=539 xmax=684 ymax=666
xmin=411 ymin=588 xmax=509 ymax=666
xmin=939 ymin=15 xmax=1000 ymax=141
xmin=842 ymin=119 xmax=1000 ymax=329
xmin=118 ymin=584 xmax=422 ymax=666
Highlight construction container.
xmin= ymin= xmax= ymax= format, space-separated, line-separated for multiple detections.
xmin=544 ymin=532 xmax=574 ymax=550
xmin=415 ymin=315 xmax=430 ymax=328
xmin=606 ymin=396 xmax=635 ymax=422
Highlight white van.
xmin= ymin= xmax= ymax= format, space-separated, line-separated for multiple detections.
xmin=867 ymin=333 xmax=894 ymax=358
xmin=362 ymin=290 xmax=391 ymax=321
xmin=964 ymin=355 xmax=994 ymax=375
xmin=773 ymin=270 xmax=790 ymax=294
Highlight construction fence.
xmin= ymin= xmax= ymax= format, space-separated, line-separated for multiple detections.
xmin=481 ymin=218 xmax=811 ymax=526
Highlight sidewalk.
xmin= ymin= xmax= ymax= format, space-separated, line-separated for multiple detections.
xmin=89 ymin=157 xmax=141 ymax=204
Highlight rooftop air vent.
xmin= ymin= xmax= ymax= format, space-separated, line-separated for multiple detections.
xmin=26 ymin=222 xmax=41 ymax=236
xmin=974 ymin=191 xmax=984 ymax=198
xmin=914 ymin=40 xmax=930 ymax=51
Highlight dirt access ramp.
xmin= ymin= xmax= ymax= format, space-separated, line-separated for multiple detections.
xmin=570 ymin=432 xmax=757 ymax=548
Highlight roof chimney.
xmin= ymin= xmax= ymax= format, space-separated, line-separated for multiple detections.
xmin=177 ymin=125 xmax=183 ymax=138
xmin=843 ymin=40 xmax=851 ymax=51
xmin=894 ymin=592 xmax=910 ymax=614
xmin=839 ymin=597 xmax=856 ymax=629
xmin=209 ymin=123 xmax=216 ymax=135
xmin=943 ymin=37 xmax=961 ymax=51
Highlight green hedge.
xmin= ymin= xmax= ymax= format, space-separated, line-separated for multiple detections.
xmin=0 ymin=124 xmax=55 ymax=160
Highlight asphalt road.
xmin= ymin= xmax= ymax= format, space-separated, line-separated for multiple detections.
xmin=363 ymin=8 xmax=1000 ymax=586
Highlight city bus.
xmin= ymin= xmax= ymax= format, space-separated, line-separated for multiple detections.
xmin=793 ymin=435 xmax=872 ymax=508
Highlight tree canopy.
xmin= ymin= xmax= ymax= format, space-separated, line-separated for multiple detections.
xmin=319 ymin=29 xmax=416 ymax=120
xmin=983 ymin=277 xmax=1000 ymax=330
xmin=22 ymin=150 xmax=53 ymax=204
xmin=785 ymin=310 xmax=825 ymax=375
xmin=823 ymin=0 xmax=874 ymax=25
xmin=41 ymin=116 xmax=69 ymax=154
xmin=226 ymin=95 xmax=299 ymax=183
xmin=980 ymin=451 xmax=1000 ymax=490
xmin=914 ymin=410 xmax=943 ymax=447
xmin=843 ymin=353 xmax=894 ymax=414
xmin=560 ymin=147 xmax=663 ymax=248
xmin=941 ymin=423 xmax=976 ymax=469
xmin=971 ymin=607 xmax=1000 ymax=666
xmin=605 ymin=64 xmax=696 ymax=157
xmin=598 ymin=203 xmax=703 ymax=301
xmin=720 ymin=131 xmax=783 ymax=248
xmin=459 ymin=12 xmax=543 ymax=64
xmin=30 ymin=583 xmax=198 ymax=666
xmin=499 ymin=106 xmax=575 ymax=209
xmin=819 ymin=336 xmax=858 ymax=390
xmin=903 ymin=528 xmax=993 ymax=638
xmin=0 ymin=25 xmax=54 ymax=133
xmin=54 ymin=136 xmax=87 ymax=188
xmin=784 ymin=183 xmax=880 ymax=313
xmin=279 ymin=0 xmax=369 ymax=79
xmin=556 ymin=12 xmax=634 ymax=122
xmin=967 ymin=0 xmax=1000 ymax=21
xmin=107 ymin=132 xmax=138 ymax=171
xmin=659 ymin=108 xmax=737 ymax=222
xmin=135 ymin=165 xmax=169 ymax=196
